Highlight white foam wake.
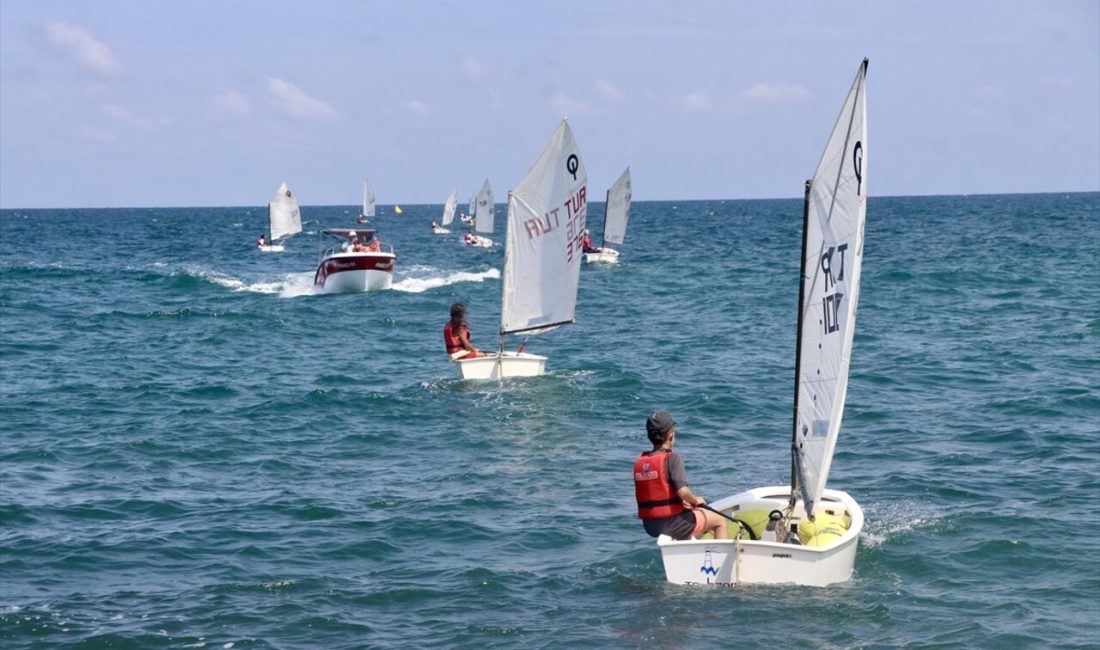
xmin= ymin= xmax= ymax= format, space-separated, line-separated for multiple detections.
xmin=392 ymin=267 xmax=499 ymax=293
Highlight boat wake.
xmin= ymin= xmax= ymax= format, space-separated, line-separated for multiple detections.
xmin=392 ymin=267 xmax=499 ymax=293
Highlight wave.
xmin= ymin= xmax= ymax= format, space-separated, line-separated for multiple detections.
xmin=392 ymin=266 xmax=499 ymax=293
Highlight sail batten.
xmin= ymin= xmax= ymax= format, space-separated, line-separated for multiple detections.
xmin=793 ymin=59 xmax=868 ymax=517
xmin=499 ymin=119 xmax=587 ymax=338
xmin=268 ymin=182 xmax=302 ymax=242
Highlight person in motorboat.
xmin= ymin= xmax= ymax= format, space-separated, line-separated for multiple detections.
xmin=342 ymin=231 xmax=357 ymax=252
xmin=257 ymin=234 xmax=266 ymax=248
xmin=633 ymin=411 xmax=729 ymax=541
xmin=444 ymin=302 xmax=484 ymax=360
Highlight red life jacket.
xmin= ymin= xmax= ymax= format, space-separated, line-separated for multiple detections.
xmin=443 ymin=321 xmax=469 ymax=354
xmin=634 ymin=449 xmax=684 ymax=519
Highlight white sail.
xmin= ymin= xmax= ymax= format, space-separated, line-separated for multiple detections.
xmin=468 ymin=195 xmax=476 ymax=216
xmin=500 ymin=119 xmax=587 ymax=335
xmin=362 ymin=179 xmax=376 ymax=218
xmin=794 ymin=58 xmax=868 ymax=517
xmin=475 ymin=178 xmax=494 ymax=234
xmin=601 ymin=166 xmax=632 ymax=248
xmin=268 ymin=181 xmax=302 ymax=242
xmin=442 ymin=189 xmax=458 ymax=226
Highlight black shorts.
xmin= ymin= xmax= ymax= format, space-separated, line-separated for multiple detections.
xmin=643 ymin=510 xmax=700 ymax=540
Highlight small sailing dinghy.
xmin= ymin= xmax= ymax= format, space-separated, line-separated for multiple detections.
xmin=313 ymin=228 xmax=396 ymax=293
xmin=585 ymin=167 xmax=631 ymax=264
xmin=259 ymin=182 xmax=302 ymax=252
xmin=656 ymin=58 xmax=869 ymax=587
xmin=467 ymin=178 xmax=495 ymax=247
xmin=356 ymin=179 xmax=375 ymax=223
xmin=434 ymin=190 xmax=457 ymax=234
xmin=455 ymin=119 xmax=587 ymax=380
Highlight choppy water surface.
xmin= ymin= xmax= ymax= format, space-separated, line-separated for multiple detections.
xmin=1 ymin=193 xmax=1098 ymax=648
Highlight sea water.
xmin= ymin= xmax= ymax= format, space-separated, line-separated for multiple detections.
xmin=1 ymin=193 xmax=1098 ymax=649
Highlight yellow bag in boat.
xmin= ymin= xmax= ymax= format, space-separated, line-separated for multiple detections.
xmin=726 ymin=509 xmax=771 ymax=540
xmin=798 ymin=512 xmax=850 ymax=547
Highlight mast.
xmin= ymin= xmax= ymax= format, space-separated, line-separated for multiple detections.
xmin=790 ymin=178 xmax=813 ymax=511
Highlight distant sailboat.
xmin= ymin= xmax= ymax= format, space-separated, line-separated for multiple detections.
xmin=465 ymin=179 xmax=494 ymax=247
xmin=357 ymin=179 xmax=375 ymax=223
xmin=258 ymin=182 xmax=302 ymax=252
xmin=435 ymin=190 xmax=457 ymax=234
xmin=655 ymin=59 xmax=870 ymax=587
xmin=455 ymin=119 xmax=587 ymax=379
xmin=585 ymin=166 xmax=631 ymax=263
xmin=394 ymin=205 xmax=403 ymax=215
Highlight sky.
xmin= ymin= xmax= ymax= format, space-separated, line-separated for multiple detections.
xmin=0 ymin=1 xmax=1097 ymax=209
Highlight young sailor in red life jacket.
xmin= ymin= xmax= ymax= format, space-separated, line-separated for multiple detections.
xmin=582 ymin=229 xmax=600 ymax=254
xmin=633 ymin=411 xmax=728 ymax=540
xmin=443 ymin=302 xmax=484 ymax=360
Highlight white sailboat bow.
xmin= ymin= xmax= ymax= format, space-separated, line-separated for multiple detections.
xmin=456 ymin=119 xmax=587 ymax=379
xmin=260 ymin=182 xmax=302 ymax=252
xmin=585 ymin=166 xmax=631 ymax=263
xmin=657 ymin=58 xmax=869 ymax=587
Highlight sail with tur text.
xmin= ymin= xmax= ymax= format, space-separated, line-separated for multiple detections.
xmin=500 ymin=119 xmax=587 ymax=336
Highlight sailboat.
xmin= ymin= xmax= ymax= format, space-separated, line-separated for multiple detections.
xmin=258 ymin=182 xmax=302 ymax=252
xmin=656 ymin=58 xmax=869 ymax=587
xmin=356 ymin=179 xmax=375 ymax=223
xmin=434 ymin=190 xmax=457 ymax=234
xmin=584 ymin=167 xmax=632 ymax=263
xmin=455 ymin=119 xmax=587 ymax=380
xmin=465 ymin=179 xmax=494 ymax=247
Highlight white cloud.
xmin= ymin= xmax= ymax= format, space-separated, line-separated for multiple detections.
xmin=45 ymin=22 xmax=122 ymax=77
xmin=550 ymin=92 xmax=603 ymax=117
xmin=404 ymin=100 xmax=430 ymax=116
xmin=595 ymin=79 xmax=627 ymax=104
xmin=462 ymin=57 xmax=487 ymax=81
xmin=267 ymin=78 xmax=338 ymax=120
xmin=679 ymin=91 xmax=713 ymax=113
xmin=738 ymin=82 xmax=811 ymax=104
xmin=209 ymin=90 xmax=251 ymax=118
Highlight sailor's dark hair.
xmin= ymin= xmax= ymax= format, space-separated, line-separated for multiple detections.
xmin=450 ymin=302 xmax=466 ymax=321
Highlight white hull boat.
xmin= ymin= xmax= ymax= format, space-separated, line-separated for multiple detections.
xmin=452 ymin=119 xmax=587 ymax=379
xmin=258 ymin=244 xmax=285 ymax=253
xmin=433 ymin=227 xmax=451 ymax=235
xmin=583 ymin=248 xmax=619 ymax=264
xmin=657 ymin=486 xmax=863 ymax=587
xmin=313 ymin=228 xmax=395 ymax=293
xmin=656 ymin=59 xmax=870 ymax=587
xmin=464 ymin=234 xmax=493 ymax=248
xmin=455 ymin=351 xmax=547 ymax=380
